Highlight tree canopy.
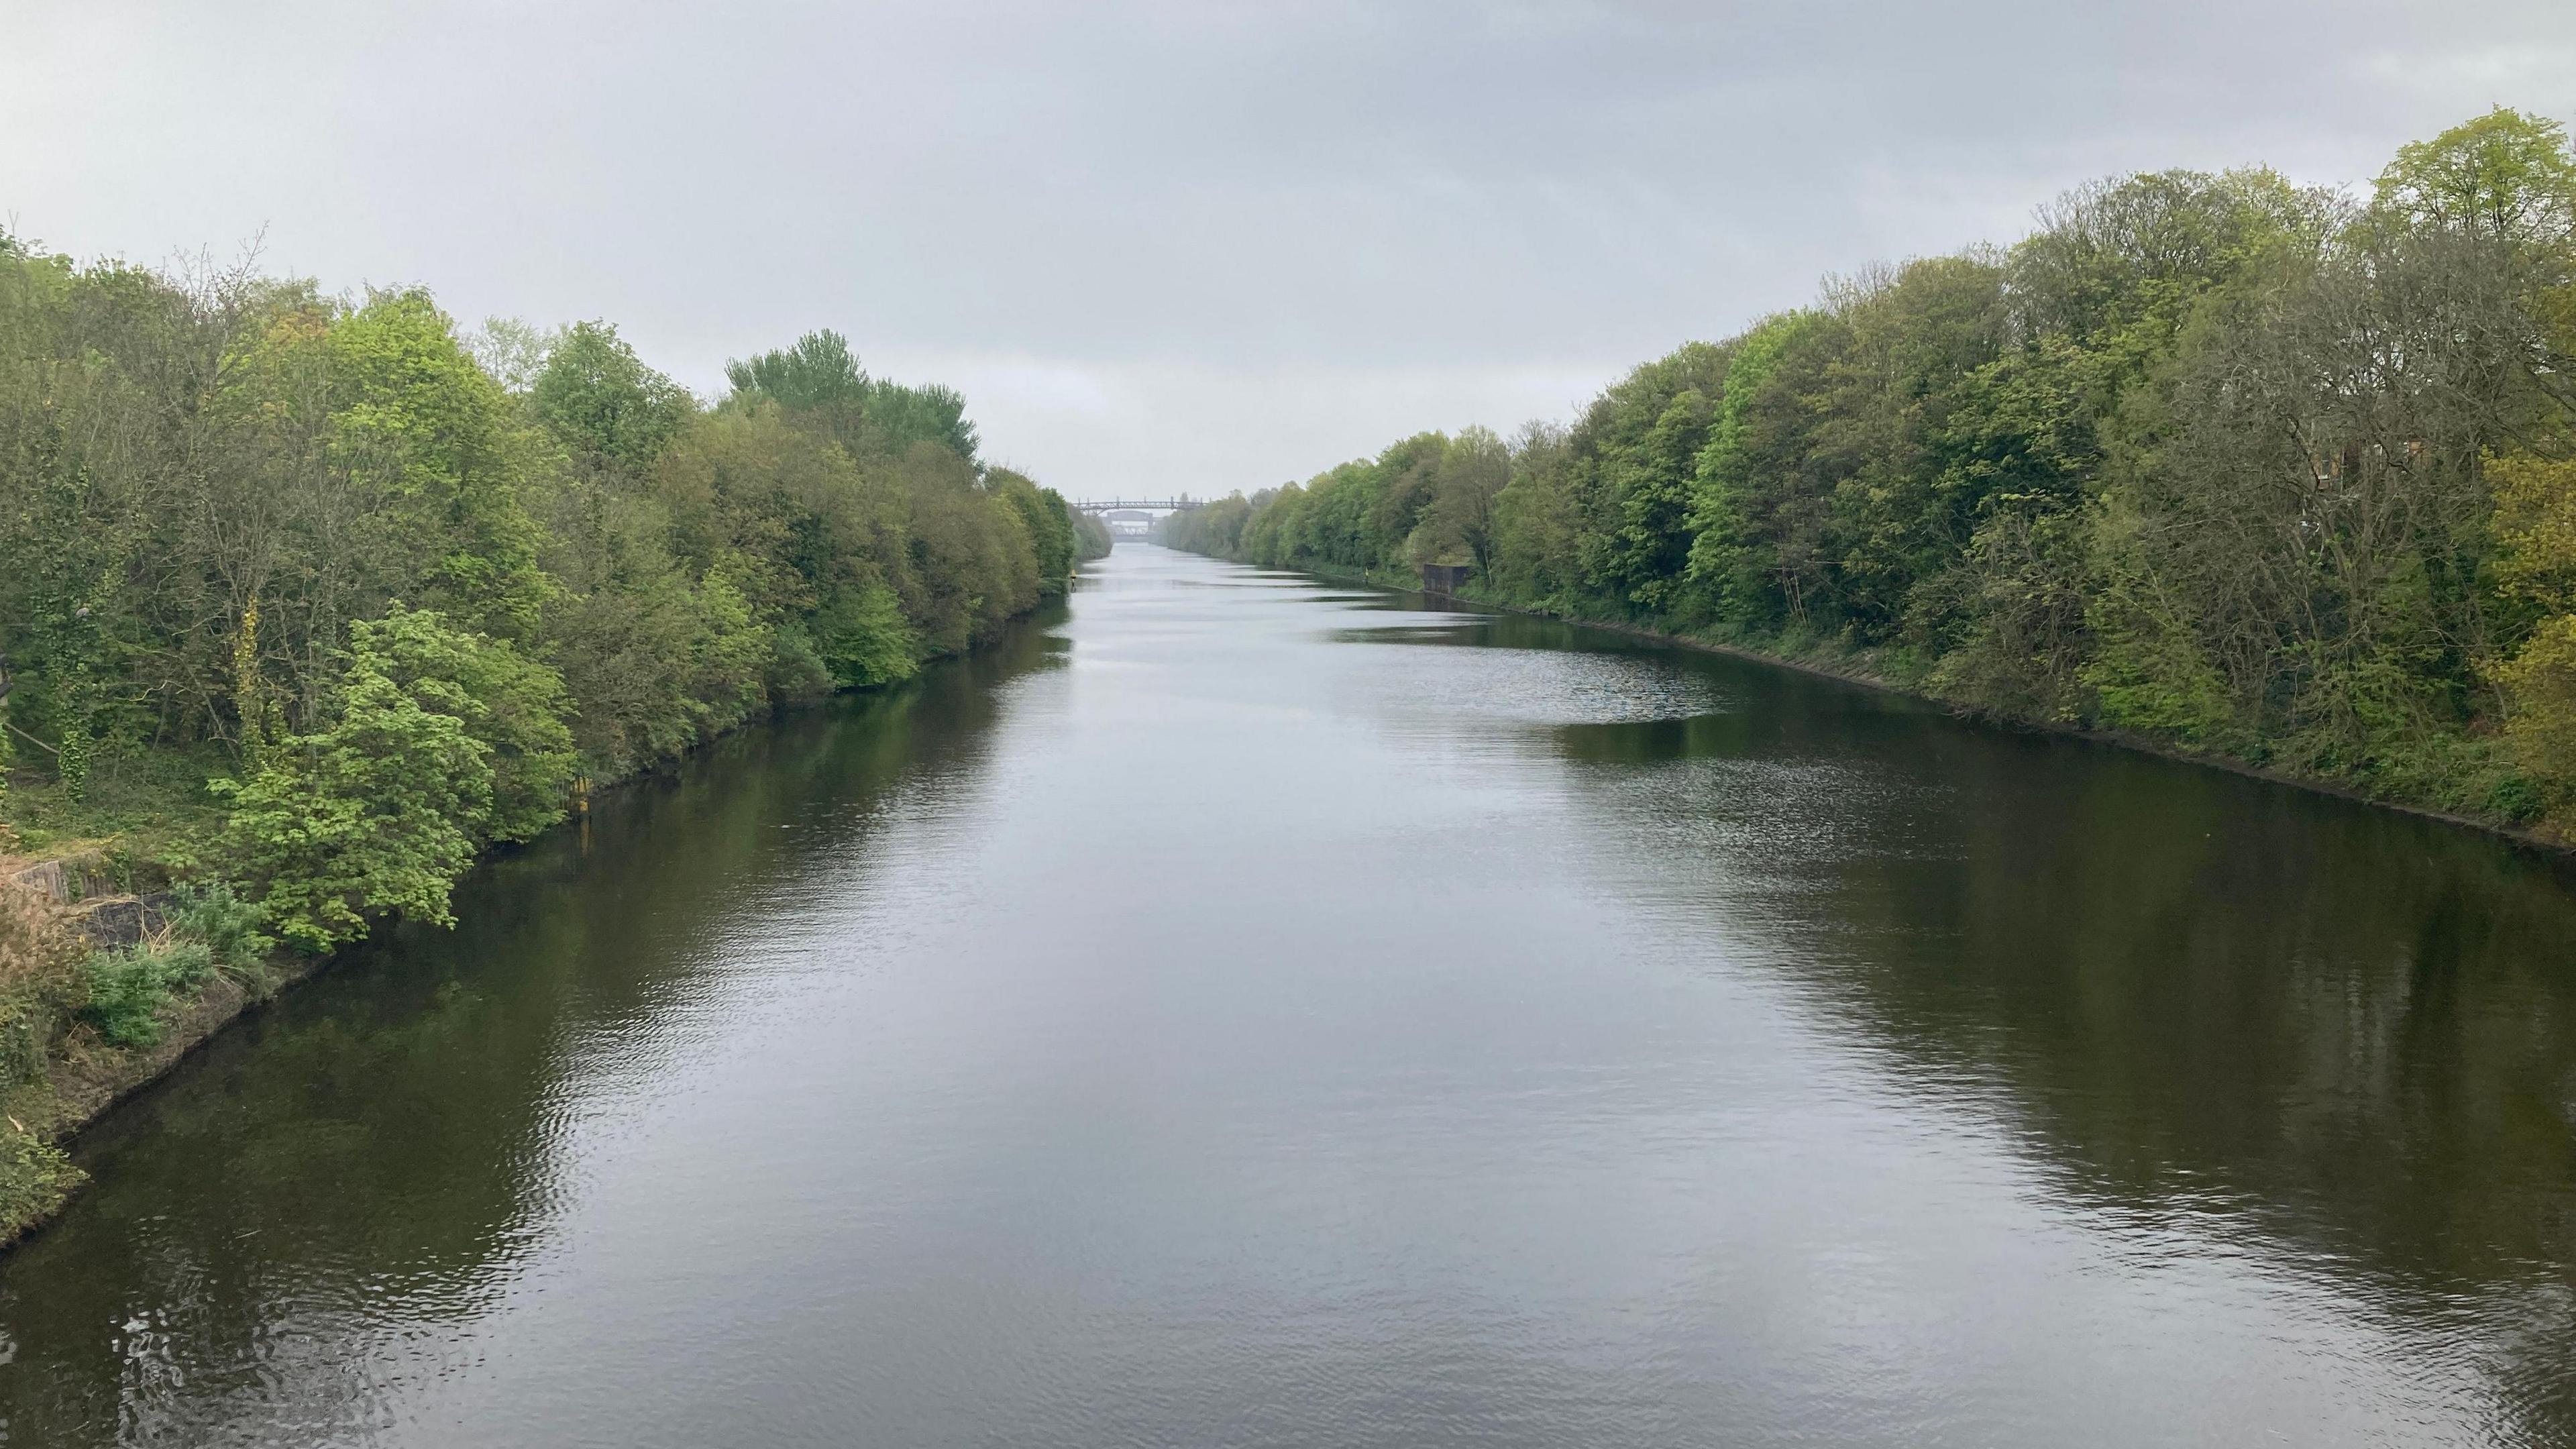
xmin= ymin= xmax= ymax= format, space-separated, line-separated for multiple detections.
xmin=1163 ymin=107 xmax=2576 ymax=835
xmin=0 ymin=248 xmax=1096 ymax=945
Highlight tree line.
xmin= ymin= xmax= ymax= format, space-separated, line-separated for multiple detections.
xmin=1161 ymin=109 xmax=2576 ymax=835
xmin=0 ymin=244 xmax=1108 ymax=948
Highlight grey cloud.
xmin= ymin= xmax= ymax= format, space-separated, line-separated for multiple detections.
xmin=5 ymin=0 xmax=2572 ymax=494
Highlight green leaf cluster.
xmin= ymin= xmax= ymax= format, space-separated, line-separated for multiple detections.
xmin=213 ymin=653 xmax=494 ymax=951
xmin=79 ymin=939 xmax=213 ymax=1047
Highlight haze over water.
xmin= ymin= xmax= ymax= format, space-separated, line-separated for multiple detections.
xmin=1 ymin=545 xmax=2571 ymax=1446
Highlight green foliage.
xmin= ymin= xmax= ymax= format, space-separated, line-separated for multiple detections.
xmin=0 ymin=685 xmax=13 ymax=816
xmin=990 ymin=468 xmax=1085 ymax=596
xmin=0 ymin=885 xmax=84 ymax=1087
xmin=531 ymin=321 xmax=694 ymax=470
xmin=863 ymin=380 xmax=979 ymax=462
xmin=2373 ymin=108 xmax=2576 ymax=251
xmin=1166 ymin=431 xmax=1527 ymax=588
xmin=2493 ymin=453 xmax=2576 ymax=826
xmin=724 ymin=328 xmax=980 ymax=462
xmin=165 ymin=880 xmax=274 ymax=976
xmin=1686 ymin=315 xmax=1815 ymax=623
xmin=899 ymin=449 xmax=1042 ymax=651
xmin=1069 ymin=506 xmax=1114 ymax=562
xmin=213 ymin=659 xmax=494 ymax=951
xmin=1411 ymin=426 xmax=1512 ymax=571
xmin=325 ymin=289 xmax=555 ymax=643
xmin=1570 ymin=343 xmax=1733 ymax=616
xmin=78 ymin=939 xmax=212 ymax=1048
xmin=725 ymin=329 xmax=869 ymax=412
xmin=1163 ymin=493 xmax=1252 ymax=559
xmin=1163 ymin=109 xmax=2576 ymax=833
xmin=345 ymin=606 xmax=578 ymax=843
xmin=0 ymin=223 xmax=1081 ymax=951
xmin=2079 ymin=590 xmax=2233 ymax=741
xmin=466 ymin=317 xmax=559 ymax=393
xmin=809 ymin=583 xmax=918 ymax=690
xmin=55 ymin=727 xmax=91 ymax=804
xmin=0 ymin=223 xmax=1092 ymax=1248
xmin=0 ymin=889 xmax=74 ymax=1242
xmin=0 ymin=1125 xmax=78 ymax=1242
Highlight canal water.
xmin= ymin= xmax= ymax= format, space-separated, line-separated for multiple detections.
xmin=2 ymin=545 xmax=2573 ymax=1446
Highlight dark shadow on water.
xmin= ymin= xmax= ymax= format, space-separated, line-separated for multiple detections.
xmin=1268 ymin=559 xmax=2576 ymax=1438
xmin=1525 ymin=630 xmax=2576 ymax=1440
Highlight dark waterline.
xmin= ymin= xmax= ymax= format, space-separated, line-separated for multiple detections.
xmin=3 ymin=545 xmax=2573 ymax=1447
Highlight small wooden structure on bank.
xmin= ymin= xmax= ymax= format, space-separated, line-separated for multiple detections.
xmin=1418 ymin=564 xmax=1473 ymax=596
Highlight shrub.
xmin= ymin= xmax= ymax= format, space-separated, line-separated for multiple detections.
xmin=0 ymin=1126 xmax=78 ymax=1241
xmin=78 ymin=940 xmax=213 ymax=1049
xmin=813 ymin=583 xmax=919 ymax=690
xmin=0 ymin=885 xmax=83 ymax=1085
xmin=0 ymin=888 xmax=85 ymax=1234
xmin=166 ymin=881 xmax=274 ymax=977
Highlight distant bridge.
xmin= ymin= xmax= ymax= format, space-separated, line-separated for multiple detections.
xmin=1067 ymin=498 xmax=1205 ymax=513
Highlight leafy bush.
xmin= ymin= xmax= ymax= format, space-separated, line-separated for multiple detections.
xmin=2493 ymin=455 xmax=2576 ymax=830
xmin=166 ymin=881 xmax=274 ymax=977
xmin=812 ymin=583 xmax=919 ymax=690
xmin=78 ymin=940 xmax=212 ymax=1049
xmin=0 ymin=1126 xmax=79 ymax=1241
xmin=214 ymin=662 xmax=494 ymax=953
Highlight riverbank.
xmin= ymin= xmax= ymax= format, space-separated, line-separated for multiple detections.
xmin=3 ymin=229 xmax=1120 ymax=1251
xmin=1586 ymin=610 xmax=2576 ymax=861
xmin=1260 ymin=552 xmax=2576 ymax=860
xmin=0 ymin=884 xmax=327 ymax=1250
xmin=1157 ymin=113 xmax=2576 ymax=851
xmin=0 ymin=586 xmax=1090 ymax=1253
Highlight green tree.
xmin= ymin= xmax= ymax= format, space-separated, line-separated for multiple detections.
xmin=346 ymin=606 xmax=578 ymax=843
xmin=2373 ymin=107 xmax=2576 ymax=252
xmin=325 ymin=290 xmax=553 ymax=645
xmin=725 ymin=329 xmax=869 ymax=413
xmin=2493 ymin=453 xmax=2576 ymax=823
xmin=466 ymin=317 xmax=559 ymax=394
xmin=213 ymin=654 xmax=494 ymax=951
xmin=1367 ymin=433 xmax=1452 ymax=565
xmin=725 ymin=329 xmax=980 ymax=462
xmin=1413 ymin=425 xmax=1512 ymax=574
xmin=1812 ymin=256 xmax=2008 ymax=639
xmin=991 ymin=468 xmax=1081 ymax=595
xmin=531 ymin=321 xmax=695 ymax=472
xmin=861 ymin=380 xmax=980 ymax=463
xmin=1686 ymin=315 xmax=1809 ymax=623
xmin=1572 ymin=342 xmax=1732 ymax=616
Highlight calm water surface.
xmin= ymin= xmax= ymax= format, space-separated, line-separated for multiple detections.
xmin=3 ymin=545 xmax=2575 ymax=1446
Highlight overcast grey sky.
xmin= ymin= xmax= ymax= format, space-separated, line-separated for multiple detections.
xmin=6 ymin=2 xmax=2574 ymax=497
